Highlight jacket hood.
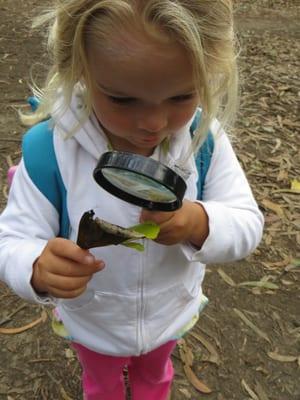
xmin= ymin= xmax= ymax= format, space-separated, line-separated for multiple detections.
xmin=51 ymin=89 xmax=108 ymax=160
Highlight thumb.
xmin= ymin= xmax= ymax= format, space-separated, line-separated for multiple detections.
xmin=140 ymin=208 xmax=161 ymax=224
xmin=140 ymin=208 xmax=151 ymax=223
xmin=140 ymin=208 xmax=174 ymax=225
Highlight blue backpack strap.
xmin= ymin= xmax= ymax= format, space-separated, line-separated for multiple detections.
xmin=22 ymin=120 xmax=70 ymax=238
xmin=190 ymin=110 xmax=214 ymax=200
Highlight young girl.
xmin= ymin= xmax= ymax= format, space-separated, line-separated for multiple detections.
xmin=0 ymin=1 xmax=264 ymax=399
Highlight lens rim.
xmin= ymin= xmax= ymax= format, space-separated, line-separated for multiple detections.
xmin=93 ymin=151 xmax=187 ymax=211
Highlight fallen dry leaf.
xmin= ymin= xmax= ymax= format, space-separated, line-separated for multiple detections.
xmin=60 ymin=386 xmax=74 ymax=400
xmin=183 ymin=364 xmax=212 ymax=394
xmin=238 ymin=276 xmax=279 ymax=290
xmin=178 ymin=388 xmax=192 ymax=399
xmin=242 ymin=379 xmax=259 ymax=400
xmin=261 ymin=199 xmax=285 ymax=219
xmin=267 ymin=351 xmax=299 ymax=363
xmin=233 ymin=308 xmax=270 ymax=343
xmin=0 ymin=310 xmax=47 ymax=334
xmin=189 ymin=331 xmax=221 ymax=366
xmin=177 ymin=338 xmax=194 ymax=367
xmin=217 ymin=268 xmax=236 ymax=287
xmin=262 ymin=255 xmax=293 ymax=270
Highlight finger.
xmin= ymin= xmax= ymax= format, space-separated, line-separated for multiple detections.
xmin=49 ymin=238 xmax=100 ymax=266
xmin=42 ymin=272 xmax=93 ymax=292
xmin=42 ymin=256 xmax=105 ymax=277
xmin=155 ymin=234 xmax=177 ymax=246
xmin=47 ymin=285 xmax=87 ymax=299
xmin=140 ymin=209 xmax=174 ymax=225
xmin=154 ymin=221 xmax=183 ymax=245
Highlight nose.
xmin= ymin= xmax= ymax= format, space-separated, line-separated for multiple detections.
xmin=137 ymin=106 xmax=167 ymax=133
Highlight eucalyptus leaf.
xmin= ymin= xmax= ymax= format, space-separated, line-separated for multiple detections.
xmin=238 ymin=281 xmax=279 ymax=289
xmin=129 ymin=221 xmax=160 ymax=239
xmin=292 ymin=258 xmax=300 ymax=267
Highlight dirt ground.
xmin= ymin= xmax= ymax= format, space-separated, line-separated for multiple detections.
xmin=0 ymin=1 xmax=299 ymax=399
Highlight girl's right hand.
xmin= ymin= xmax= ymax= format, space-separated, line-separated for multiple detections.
xmin=31 ymin=238 xmax=105 ymax=299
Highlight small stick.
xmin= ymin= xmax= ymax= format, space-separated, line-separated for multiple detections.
xmin=0 ymin=303 xmax=27 ymax=326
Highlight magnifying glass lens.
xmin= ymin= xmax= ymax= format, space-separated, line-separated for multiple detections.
xmin=102 ymin=168 xmax=177 ymax=202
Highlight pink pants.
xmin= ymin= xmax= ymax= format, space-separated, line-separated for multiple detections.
xmin=72 ymin=340 xmax=177 ymax=400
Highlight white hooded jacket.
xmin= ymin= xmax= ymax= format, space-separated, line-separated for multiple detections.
xmin=0 ymin=97 xmax=264 ymax=356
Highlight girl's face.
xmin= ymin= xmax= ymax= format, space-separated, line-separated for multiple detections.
xmin=87 ymin=31 xmax=199 ymax=156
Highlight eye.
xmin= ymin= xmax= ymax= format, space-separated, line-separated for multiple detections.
xmin=107 ymin=96 xmax=136 ymax=105
xmin=170 ymin=93 xmax=195 ymax=102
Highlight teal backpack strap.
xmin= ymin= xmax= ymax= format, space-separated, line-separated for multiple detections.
xmin=190 ymin=110 xmax=214 ymax=200
xmin=22 ymin=120 xmax=70 ymax=238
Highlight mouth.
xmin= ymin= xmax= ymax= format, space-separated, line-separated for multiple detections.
xmin=140 ymin=133 xmax=164 ymax=144
xmin=143 ymin=135 xmax=160 ymax=142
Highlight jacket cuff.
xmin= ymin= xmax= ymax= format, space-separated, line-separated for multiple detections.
xmin=180 ymin=200 xmax=234 ymax=263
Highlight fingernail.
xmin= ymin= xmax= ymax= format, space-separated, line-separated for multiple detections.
xmin=84 ymin=255 xmax=95 ymax=264
xmin=95 ymin=260 xmax=105 ymax=269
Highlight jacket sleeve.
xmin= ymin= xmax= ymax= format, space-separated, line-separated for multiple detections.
xmin=182 ymin=121 xmax=264 ymax=263
xmin=0 ymin=159 xmax=59 ymax=303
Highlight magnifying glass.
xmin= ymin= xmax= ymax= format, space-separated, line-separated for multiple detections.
xmin=93 ymin=151 xmax=187 ymax=211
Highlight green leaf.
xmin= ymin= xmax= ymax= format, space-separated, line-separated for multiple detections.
xmin=292 ymin=258 xmax=300 ymax=267
xmin=291 ymin=179 xmax=300 ymax=193
xmin=129 ymin=221 xmax=160 ymax=240
xmin=122 ymin=241 xmax=145 ymax=252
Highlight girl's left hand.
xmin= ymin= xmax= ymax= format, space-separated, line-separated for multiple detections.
xmin=140 ymin=200 xmax=209 ymax=248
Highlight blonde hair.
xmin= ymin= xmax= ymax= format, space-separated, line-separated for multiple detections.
xmin=22 ymin=0 xmax=238 ymax=157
